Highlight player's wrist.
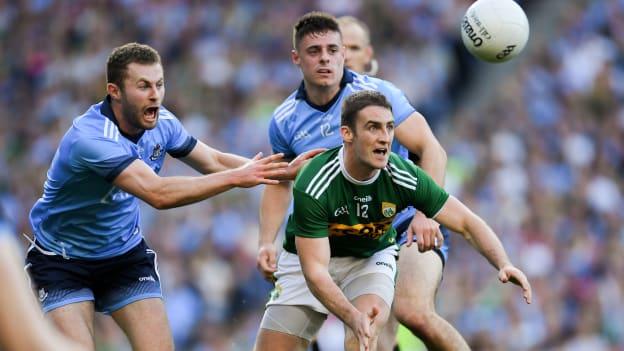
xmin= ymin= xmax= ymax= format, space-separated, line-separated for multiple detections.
xmin=344 ymin=308 xmax=363 ymax=329
xmin=258 ymin=240 xmax=275 ymax=248
xmin=497 ymin=261 xmax=514 ymax=271
xmin=221 ymin=168 xmax=242 ymax=187
xmin=258 ymin=233 xmax=277 ymax=246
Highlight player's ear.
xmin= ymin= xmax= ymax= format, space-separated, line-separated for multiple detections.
xmin=291 ymin=49 xmax=300 ymax=65
xmin=341 ymin=125 xmax=354 ymax=143
xmin=107 ymin=82 xmax=122 ymax=100
xmin=365 ymin=46 xmax=374 ymax=60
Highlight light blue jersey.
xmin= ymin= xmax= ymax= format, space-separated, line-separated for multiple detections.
xmin=269 ymin=69 xmax=412 ymax=159
xmin=29 ymin=97 xmax=197 ymax=259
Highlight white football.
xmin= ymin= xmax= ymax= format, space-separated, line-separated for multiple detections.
xmin=461 ymin=0 xmax=530 ymax=63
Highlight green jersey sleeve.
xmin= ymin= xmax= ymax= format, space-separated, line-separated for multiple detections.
xmin=292 ymin=187 xmax=330 ymax=238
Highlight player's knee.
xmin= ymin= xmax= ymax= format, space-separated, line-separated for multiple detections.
xmin=393 ymin=304 xmax=437 ymax=334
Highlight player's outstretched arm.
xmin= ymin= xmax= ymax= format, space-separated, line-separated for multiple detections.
xmin=183 ymin=141 xmax=323 ymax=181
xmin=296 ymin=236 xmax=376 ymax=351
xmin=0 ymin=238 xmax=85 ymax=351
xmin=180 ymin=140 xmax=250 ymax=174
xmin=434 ymin=196 xmax=532 ymax=304
xmin=114 ymin=152 xmax=287 ymax=209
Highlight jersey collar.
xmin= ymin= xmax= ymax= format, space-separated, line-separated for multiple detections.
xmin=295 ymin=68 xmax=354 ymax=112
xmin=338 ymin=147 xmax=380 ymax=185
xmin=100 ymin=95 xmax=145 ymax=144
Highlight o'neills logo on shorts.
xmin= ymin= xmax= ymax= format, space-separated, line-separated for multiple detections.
xmin=376 ymin=261 xmax=393 ymax=271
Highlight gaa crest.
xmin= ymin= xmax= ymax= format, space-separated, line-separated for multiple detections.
xmin=382 ymin=202 xmax=396 ymax=218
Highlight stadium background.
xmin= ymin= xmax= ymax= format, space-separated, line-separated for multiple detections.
xmin=1 ymin=0 xmax=622 ymax=350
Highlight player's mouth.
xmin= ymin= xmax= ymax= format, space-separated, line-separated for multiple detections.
xmin=373 ymin=147 xmax=388 ymax=158
xmin=317 ymin=68 xmax=333 ymax=75
xmin=143 ymin=106 xmax=159 ymax=122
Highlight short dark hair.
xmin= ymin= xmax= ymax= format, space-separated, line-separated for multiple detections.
xmin=292 ymin=11 xmax=341 ymax=50
xmin=341 ymin=91 xmax=392 ymax=130
xmin=106 ymin=42 xmax=161 ymax=89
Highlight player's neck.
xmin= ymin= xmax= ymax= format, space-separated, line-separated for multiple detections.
xmin=303 ymin=81 xmax=341 ymax=107
xmin=342 ymin=148 xmax=378 ymax=182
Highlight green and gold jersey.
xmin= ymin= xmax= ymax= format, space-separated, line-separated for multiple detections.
xmin=284 ymin=146 xmax=449 ymax=258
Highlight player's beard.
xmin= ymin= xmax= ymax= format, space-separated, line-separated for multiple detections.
xmin=120 ymin=95 xmax=157 ymax=131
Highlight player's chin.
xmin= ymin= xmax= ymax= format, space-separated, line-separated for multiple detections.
xmin=141 ymin=118 xmax=159 ymax=130
xmin=315 ymin=76 xmax=337 ymax=86
xmin=369 ymin=155 xmax=388 ymax=169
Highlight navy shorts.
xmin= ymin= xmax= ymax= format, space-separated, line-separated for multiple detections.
xmin=393 ymin=208 xmax=450 ymax=266
xmin=25 ymin=239 xmax=162 ymax=314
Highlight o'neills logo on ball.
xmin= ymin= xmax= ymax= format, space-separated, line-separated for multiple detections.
xmin=462 ymin=16 xmax=483 ymax=47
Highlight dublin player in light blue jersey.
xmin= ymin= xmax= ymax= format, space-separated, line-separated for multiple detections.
xmin=255 ymin=12 xmax=449 ymax=351
xmin=26 ymin=43 xmax=316 ymax=351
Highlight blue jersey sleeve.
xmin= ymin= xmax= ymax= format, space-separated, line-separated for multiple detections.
xmin=71 ymin=137 xmax=137 ymax=182
xmin=377 ymin=80 xmax=416 ymax=127
xmin=269 ymin=117 xmax=295 ymax=159
xmin=161 ymin=109 xmax=197 ymax=158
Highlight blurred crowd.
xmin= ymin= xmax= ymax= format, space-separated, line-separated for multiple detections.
xmin=0 ymin=0 xmax=622 ymax=350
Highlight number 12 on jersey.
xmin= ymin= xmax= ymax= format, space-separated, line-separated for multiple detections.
xmin=356 ymin=203 xmax=369 ymax=218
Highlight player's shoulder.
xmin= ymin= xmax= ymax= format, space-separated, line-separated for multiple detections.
xmin=387 ymin=152 xmax=419 ymax=172
xmin=70 ymin=102 xmax=119 ymax=142
xmin=271 ymin=91 xmax=299 ymax=124
xmin=384 ymin=153 xmax=420 ymax=190
xmin=156 ymin=105 xmax=178 ymax=122
xmin=293 ymin=146 xmax=341 ymax=196
xmin=347 ymin=70 xmax=396 ymax=93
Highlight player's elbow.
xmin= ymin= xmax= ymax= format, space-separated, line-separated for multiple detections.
xmin=142 ymin=191 xmax=175 ymax=210
xmin=145 ymin=196 xmax=168 ymax=210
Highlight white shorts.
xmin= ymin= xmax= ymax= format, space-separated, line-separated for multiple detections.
xmin=266 ymin=245 xmax=398 ymax=314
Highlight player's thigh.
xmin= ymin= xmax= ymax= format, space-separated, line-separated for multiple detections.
xmin=93 ymin=240 xmax=163 ymax=314
xmin=25 ymin=246 xmax=97 ymax=349
xmin=111 ymin=297 xmax=172 ymax=351
xmin=394 ymin=247 xmax=443 ymax=310
xmin=47 ymin=301 xmax=96 ymax=350
xmin=256 ymin=305 xmax=326 ymax=351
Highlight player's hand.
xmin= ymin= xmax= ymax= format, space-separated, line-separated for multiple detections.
xmin=347 ymin=306 xmax=378 ymax=351
xmin=257 ymin=242 xmax=277 ymax=282
xmin=283 ymin=148 xmax=326 ymax=180
xmin=498 ymin=264 xmax=532 ymax=304
xmin=405 ymin=211 xmax=443 ymax=252
xmin=231 ymin=152 xmax=288 ymax=187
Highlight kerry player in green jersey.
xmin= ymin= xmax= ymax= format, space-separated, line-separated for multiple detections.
xmin=254 ymin=91 xmax=532 ymax=351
